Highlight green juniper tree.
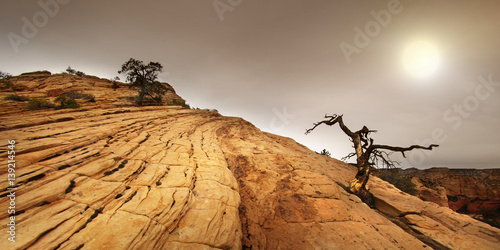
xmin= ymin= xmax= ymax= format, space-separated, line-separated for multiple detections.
xmin=0 ymin=71 xmax=13 ymax=88
xmin=0 ymin=71 xmax=12 ymax=79
xmin=319 ymin=149 xmax=331 ymax=157
xmin=118 ymin=58 xmax=170 ymax=106
xmin=65 ymin=66 xmax=76 ymax=75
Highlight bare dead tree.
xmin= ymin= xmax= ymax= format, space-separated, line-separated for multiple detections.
xmin=305 ymin=114 xmax=438 ymax=195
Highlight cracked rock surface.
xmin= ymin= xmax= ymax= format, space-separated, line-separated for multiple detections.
xmin=0 ymin=106 xmax=241 ymax=249
xmin=1 ymin=73 xmax=499 ymax=249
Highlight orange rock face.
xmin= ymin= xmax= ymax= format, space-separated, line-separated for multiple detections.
xmin=0 ymin=72 xmax=499 ymax=249
xmin=403 ymin=168 xmax=500 ymax=214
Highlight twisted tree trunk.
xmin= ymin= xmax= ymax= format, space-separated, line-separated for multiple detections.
xmin=306 ymin=114 xmax=438 ymax=197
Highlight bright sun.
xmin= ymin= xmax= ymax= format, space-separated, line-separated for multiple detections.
xmin=402 ymin=41 xmax=440 ymax=78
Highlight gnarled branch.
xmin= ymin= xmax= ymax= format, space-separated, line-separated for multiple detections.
xmin=305 ymin=114 xmax=356 ymax=137
xmin=370 ymin=150 xmax=399 ymax=168
xmin=367 ymin=144 xmax=439 ymax=158
xmin=341 ymin=152 xmax=357 ymax=162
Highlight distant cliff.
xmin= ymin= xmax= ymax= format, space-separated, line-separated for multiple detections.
xmin=395 ymin=168 xmax=500 ymax=227
xmin=402 ymin=168 xmax=500 ymax=211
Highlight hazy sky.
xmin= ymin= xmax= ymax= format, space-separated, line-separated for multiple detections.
xmin=2 ymin=0 xmax=499 ymax=169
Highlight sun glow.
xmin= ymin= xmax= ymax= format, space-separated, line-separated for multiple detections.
xmin=403 ymin=41 xmax=440 ymax=78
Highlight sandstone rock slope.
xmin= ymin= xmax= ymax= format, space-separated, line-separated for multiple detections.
xmin=0 ymin=73 xmax=499 ymax=249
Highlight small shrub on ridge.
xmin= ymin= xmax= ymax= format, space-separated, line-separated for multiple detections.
xmin=4 ymin=94 xmax=30 ymax=102
xmin=55 ymin=96 xmax=80 ymax=109
xmin=27 ymin=98 xmax=55 ymax=110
